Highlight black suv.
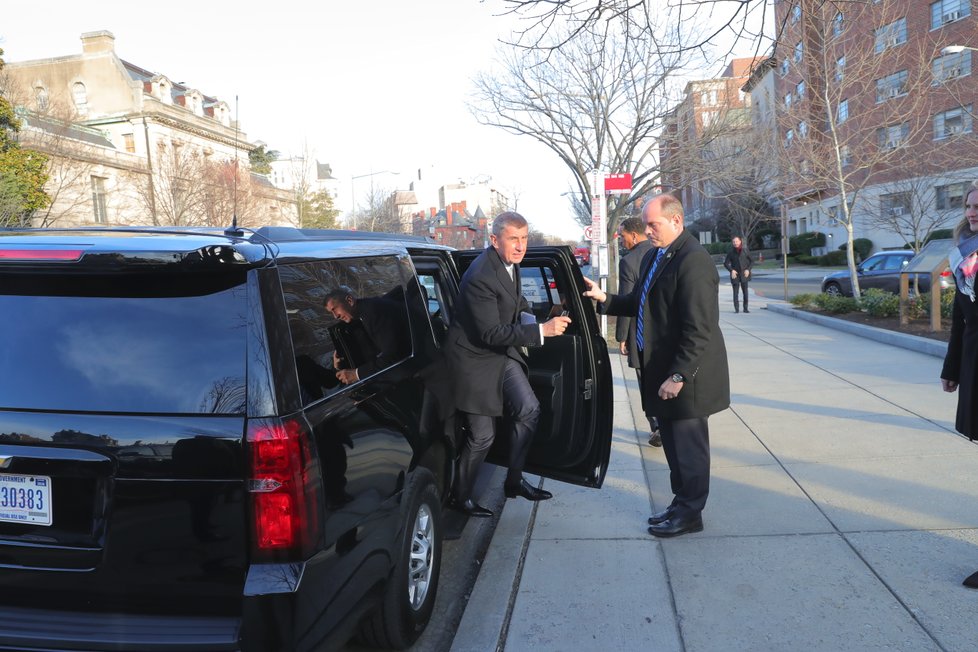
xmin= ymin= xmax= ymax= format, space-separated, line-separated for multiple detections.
xmin=0 ymin=227 xmax=612 ymax=651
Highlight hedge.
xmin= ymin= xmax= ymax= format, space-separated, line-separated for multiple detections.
xmin=789 ymin=231 xmax=825 ymax=254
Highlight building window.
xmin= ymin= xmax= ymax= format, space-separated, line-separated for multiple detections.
xmin=836 ymin=56 xmax=846 ymax=82
xmin=791 ymin=5 xmax=802 ymax=24
xmin=877 ymin=123 xmax=910 ymax=149
xmin=840 ymin=145 xmax=851 ymax=167
xmin=875 ymin=18 xmax=907 ymax=54
xmin=784 ymin=93 xmax=792 ymax=108
xmin=875 ymin=70 xmax=908 ymax=102
xmin=785 ymin=129 xmax=794 ymax=146
xmin=838 ymin=99 xmax=849 ymax=124
xmin=793 ymin=41 xmax=804 ymax=63
xmin=934 ymin=105 xmax=974 ymax=139
xmin=880 ymin=192 xmax=912 ymax=218
xmin=933 ymin=50 xmax=971 ymax=83
xmin=701 ymin=111 xmax=717 ymax=128
xmin=833 ymin=12 xmax=845 ymax=37
xmin=91 ymin=176 xmax=108 ymax=224
xmin=780 ymin=58 xmax=790 ymax=76
xmin=796 ymin=80 xmax=806 ymax=99
xmin=931 ymin=0 xmax=971 ymax=29
xmin=123 ymin=133 xmax=136 ymax=153
xmin=799 ymin=121 xmax=809 ymax=138
xmin=34 ymin=86 xmax=49 ymax=111
xmin=72 ymin=81 xmax=88 ymax=117
xmin=936 ymin=182 xmax=969 ymax=210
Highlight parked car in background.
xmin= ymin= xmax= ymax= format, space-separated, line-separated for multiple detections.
xmin=574 ymin=246 xmax=590 ymax=266
xmin=821 ymin=250 xmax=952 ymax=297
xmin=0 ymin=227 xmax=613 ymax=651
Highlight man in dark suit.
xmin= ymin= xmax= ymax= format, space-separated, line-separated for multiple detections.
xmin=584 ymin=194 xmax=729 ymax=538
xmin=446 ymin=211 xmax=571 ymax=518
xmin=616 ymin=217 xmax=661 ymax=448
xmin=324 ymin=289 xmax=410 ymax=385
xmin=723 ymin=236 xmax=753 ymax=313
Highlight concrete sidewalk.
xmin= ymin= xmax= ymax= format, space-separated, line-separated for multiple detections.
xmin=451 ymin=291 xmax=978 ymax=652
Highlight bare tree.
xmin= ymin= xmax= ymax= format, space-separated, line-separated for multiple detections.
xmin=496 ymin=0 xmax=777 ymax=62
xmin=25 ymin=111 xmax=98 ymax=227
xmin=775 ymin=2 xmax=949 ymax=298
xmin=868 ymin=169 xmax=966 ymax=252
xmin=356 ymin=182 xmax=401 ymax=233
xmin=131 ymin=141 xmax=210 ymax=226
xmin=471 ymin=20 xmax=693 ymax=241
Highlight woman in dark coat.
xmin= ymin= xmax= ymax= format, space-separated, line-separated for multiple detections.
xmin=940 ymin=181 xmax=978 ymax=589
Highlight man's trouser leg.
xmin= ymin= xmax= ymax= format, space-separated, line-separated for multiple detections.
xmin=657 ymin=416 xmax=711 ymax=517
xmin=500 ymin=358 xmax=541 ymax=487
xmin=456 ymin=413 xmax=495 ymax=502
xmin=731 ymin=281 xmax=740 ymax=312
xmin=741 ymin=280 xmax=749 ymax=311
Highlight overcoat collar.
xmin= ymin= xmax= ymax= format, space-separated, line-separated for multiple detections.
xmin=642 ymin=229 xmax=693 ymax=286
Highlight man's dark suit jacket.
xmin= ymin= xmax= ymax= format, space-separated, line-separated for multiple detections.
xmin=349 ymin=296 xmax=411 ymax=379
xmin=601 ymin=229 xmax=729 ymax=420
xmin=616 ymin=238 xmax=653 ymax=369
xmin=445 ymin=246 xmax=541 ymax=417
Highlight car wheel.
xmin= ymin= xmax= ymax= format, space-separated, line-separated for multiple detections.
xmin=824 ymin=282 xmax=843 ymax=297
xmin=357 ymin=469 xmax=443 ymax=650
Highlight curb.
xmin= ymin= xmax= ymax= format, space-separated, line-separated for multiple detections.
xmin=764 ymin=302 xmax=948 ymax=359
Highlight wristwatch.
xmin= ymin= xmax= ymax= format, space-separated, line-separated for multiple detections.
xmin=670 ymin=373 xmax=685 ymax=383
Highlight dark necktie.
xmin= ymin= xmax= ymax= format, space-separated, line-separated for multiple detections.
xmin=636 ymin=248 xmax=667 ymax=351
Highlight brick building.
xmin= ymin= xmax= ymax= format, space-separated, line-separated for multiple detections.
xmin=771 ymin=0 xmax=978 ymax=251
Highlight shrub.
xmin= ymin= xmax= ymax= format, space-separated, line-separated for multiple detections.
xmin=705 ymin=241 xmax=732 ymax=255
xmin=920 ymin=289 xmax=955 ymax=319
xmin=790 ymin=293 xmax=819 ymax=307
xmin=789 ymin=231 xmax=826 ymax=255
xmin=795 ymin=254 xmax=819 ymax=265
xmin=860 ymin=288 xmax=899 ymax=318
xmin=925 ymin=229 xmax=954 ymax=244
xmin=813 ymin=293 xmax=858 ymax=313
xmin=817 ymin=250 xmax=847 ymax=266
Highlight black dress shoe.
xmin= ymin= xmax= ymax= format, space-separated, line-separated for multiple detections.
xmin=963 ymin=570 xmax=978 ymax=589
xmin=647 ymin=506 xmax=675 ymax=525
xmin=504 ymin=478 xmax=553 ymax=501
xmin=450 ymin=499 xmax=493 ymax=518
xmin=647 ymin=514 xmax=703 ymax=538
xmin=648 ymin=430 xmax=662 ymax=447
xmin=743 ymin=308 xmax=750 ymax=313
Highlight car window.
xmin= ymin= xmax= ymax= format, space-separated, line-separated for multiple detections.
xmin=280 ymin=256 xmax=414 ymax=406
xmin=862 ymin=256 xmax=886 ymax=271
xmin=520 ymin=264 xmax=563 ymax=321
xmin=0 ymin=271 xmax=248 ymax=414
xmin=882 ymin=255 xmax=908 ymax=271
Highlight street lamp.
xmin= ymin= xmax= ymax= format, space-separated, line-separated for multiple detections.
xmin=350 ymin=170 xmax=399 ymax=230
xmin=940 ymin=45 xmax=977 ymax=55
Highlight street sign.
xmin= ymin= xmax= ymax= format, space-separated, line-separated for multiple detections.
xmin=583 ymin=225 xmax=593 ymax=241
xmin=605 ymin=173 xmax=632 ymax=195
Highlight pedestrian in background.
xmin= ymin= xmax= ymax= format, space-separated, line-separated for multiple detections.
xmin=616 ymin=217 xmax=661 ymax=447
xmin=940 ymin=180 xmax=978 ymax=589
xmin=584 ymin=194 xmax=729 ymax=538
xmin=723 ymin=236 xmax=753 ymax=313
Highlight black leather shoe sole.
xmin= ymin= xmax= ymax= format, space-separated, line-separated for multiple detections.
xmin=504 ymin=480 xmax=552 ymax=501
xmin=647 ymin=516 xmax=703 ymax=538
xmin=450 ymin=500 xmax=493 ymax=518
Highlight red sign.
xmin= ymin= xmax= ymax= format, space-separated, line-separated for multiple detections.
xmin=604 ymin=173 xmax=632 ymax=195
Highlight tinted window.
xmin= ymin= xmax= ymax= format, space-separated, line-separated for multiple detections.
xmin=883 ymin=255 xmax=908 ymax=271
xmin=280 ymin=255 xmax=414 ymax=406
xmin=0 ymin=273 xmax=248 ymax=414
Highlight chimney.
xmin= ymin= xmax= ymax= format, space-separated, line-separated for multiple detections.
xmin=447 ymin=207 xmax=453 ymax=226
xmin=460 ymin=200 xmax=467 ymax=212
xmin=430 ymin=207 xmax=436 ymax=217
xmin=81 ymin=31 xmax=116 ymax=55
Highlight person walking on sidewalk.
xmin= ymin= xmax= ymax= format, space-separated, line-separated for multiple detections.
xmin=583 ymin=194 xmax=729 ymax=538
xmin=446 ymin=211 xmax=571 ymax=518
xmin=723 ymin=236 xmax=753 ymax=313
xmin=940 ymin=181 xmax=978 ymax=589
xmin=616 ymin=217 xmax=662 ymax=448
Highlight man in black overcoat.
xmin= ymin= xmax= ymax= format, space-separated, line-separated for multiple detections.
xmin=616 ymin=217 xmax=660 ymax=447
xmin=445 ymin=212 xmax=571 ymax=518
xmin=584 ymin=194 xmax=730 ymax=538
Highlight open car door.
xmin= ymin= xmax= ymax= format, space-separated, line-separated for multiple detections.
xmin=451 ymin=246 xmax=613 ymax=488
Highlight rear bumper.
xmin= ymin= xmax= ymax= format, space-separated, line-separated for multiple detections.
xmin=0 ymin=606 xmax=239 ymax=651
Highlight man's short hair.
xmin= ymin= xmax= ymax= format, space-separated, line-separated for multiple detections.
xmin=323 ymin=286 xmax=355 ymax=306
xmin=492 ymin=211 xmax=528 ymax=237
xmin=619 ymin=217 xmax=645 ymax=236
xmin=646 ymin=193 xmax=684 ymax=220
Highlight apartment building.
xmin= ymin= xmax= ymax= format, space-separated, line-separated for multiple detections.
xmin=5 ymin=31 xmax=294 ymax=228
xmin=772 ymin=0 xmax=978 ymax=251
xmin=659 ymin=57 xmax=763 ymax=240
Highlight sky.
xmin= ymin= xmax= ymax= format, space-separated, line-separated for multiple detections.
xmin=0 ymin=0 xmax=594 ymax=239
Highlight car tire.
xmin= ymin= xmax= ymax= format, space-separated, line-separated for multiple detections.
xmin=357 ymin=469 xmax=443 ymax=650
xmin=824 ymin=282 xmax=843 ymax=297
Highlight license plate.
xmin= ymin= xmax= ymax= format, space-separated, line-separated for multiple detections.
xmin=0 ymin=474 xmax=52 ymax=526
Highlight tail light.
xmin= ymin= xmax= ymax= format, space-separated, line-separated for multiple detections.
xmin=0 ymin=248 xmax=84 ymax=261
xmin=247 ymin=418 xmax=321 ymax=560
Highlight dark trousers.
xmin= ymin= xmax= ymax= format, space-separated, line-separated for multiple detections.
xmin=656 ymin=416 xmax=710 ymax=517
xmin=455 ymin=358 xmax=540 ymax=501
xmin=634 ymin=367 xmax=659 ymax=433
xmin=731 ymin=279 xmax=749 ymax=311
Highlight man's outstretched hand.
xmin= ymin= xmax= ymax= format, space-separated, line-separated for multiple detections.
xmin=582 ymin=276 xmax=607 ymax=303
xmin=541 ymin=315 xmax=571 ymax=337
